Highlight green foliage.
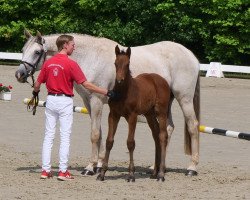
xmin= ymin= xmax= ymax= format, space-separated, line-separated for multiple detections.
xmin=0 ymin=0 xmax=249 ymax=65
xmin=201 ymin=0 xmax=250 ymax=65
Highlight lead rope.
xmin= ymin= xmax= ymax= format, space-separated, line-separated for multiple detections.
xmin=25 ymin=75 xmax=35 ymax=87
xmin=27 ymin=92 xmax=39 ymax=115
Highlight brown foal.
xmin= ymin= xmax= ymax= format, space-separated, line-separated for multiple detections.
xmin=97 ymin=45 xmax=173 ymax=182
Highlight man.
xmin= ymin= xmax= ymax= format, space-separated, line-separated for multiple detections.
xmin=32 ymin=34 xmax=114 ymax=181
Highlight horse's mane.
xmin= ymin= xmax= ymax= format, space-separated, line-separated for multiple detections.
xmin=42 ymin=33 xmax=118 ymax=53
xmin=44 ymin=33 xmax=116 ymax=43
xmin=46 ymin=33 xmax=94 ymax=38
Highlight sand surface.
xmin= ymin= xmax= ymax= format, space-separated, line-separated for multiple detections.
xmin=0 ymin=65 xmax=249 ymax=200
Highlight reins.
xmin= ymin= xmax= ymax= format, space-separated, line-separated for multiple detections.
xmin=22 ymin=61 xmax=37 ymax=87
xmin=25 ymin=39 xmax=47 ymax=115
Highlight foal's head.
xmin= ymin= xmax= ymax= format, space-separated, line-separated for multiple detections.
xmin=114 ymin=45 xmax=131 ymax=84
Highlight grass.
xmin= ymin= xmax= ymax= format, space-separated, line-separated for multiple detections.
xmin=0 ymin=60 xmax=20 ymax=66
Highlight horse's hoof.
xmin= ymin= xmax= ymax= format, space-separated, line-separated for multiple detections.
xmin=96 ymin=174 xmax=104 ymax=181
xmin=81 ymin=169 xmax=95 ymax=176
xmin=94 ymin=167 xmax=102 ymax=174
xmin=185 ymin=170 xmax=198 ymax=176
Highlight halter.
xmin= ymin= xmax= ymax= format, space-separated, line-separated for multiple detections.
xmin=22 ymin=38 xmax=47 ymax=87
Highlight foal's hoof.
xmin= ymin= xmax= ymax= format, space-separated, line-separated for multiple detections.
xmin=157 ymin=176 xmax=165 ymax=182
xmin=185 ymin=170 xmax=198 ymax=176
xmin=96 ymin=174 xmax=105 ymax=181
xmin=94 ymin=167 xmax=102 ymax=174
xmin=81 ymin=169 xmax=95 ymax=176
xmin=126 ymin=175 xmax=135 ymax=182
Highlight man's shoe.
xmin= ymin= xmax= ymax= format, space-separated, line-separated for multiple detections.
xmin=40 ymin=170 xmax=53 ymax=179
xmin=57 ymin=170 xmax=74 ymax=181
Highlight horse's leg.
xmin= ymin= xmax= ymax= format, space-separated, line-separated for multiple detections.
xmin=97 ymin=111 xmax=120 ymax=181
xmin=179 ymin=99 xmax=199 ymax=176
xmin=126 ymin=113 xmax=138 ymax=182
xmin=82 ymin=96 xmax=105 ymax=175
xmin=167 ymin=95 xmax=175 ymax=146
xmin=145 ymin=113 xmax=160 ymax=179
xmin=172 ymin=72 xmax=200 ymax=176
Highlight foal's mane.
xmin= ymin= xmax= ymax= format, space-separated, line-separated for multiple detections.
xmin=119 ymin=50 xmax=126 ymax=54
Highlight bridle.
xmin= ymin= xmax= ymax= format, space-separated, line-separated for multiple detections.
xmin=21 ymin=38 xmax=47 ymax=87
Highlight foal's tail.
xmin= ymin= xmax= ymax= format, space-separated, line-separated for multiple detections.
xmin=184 ymin=75 xmax=200 ymax=155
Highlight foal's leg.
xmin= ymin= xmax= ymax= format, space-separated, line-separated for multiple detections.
xmin=179 ymin=100 xmax=199 ymax=176
xmin=145 ymin=113 xmax=161 ymax=179
xmin=97 ymin=111 xmax=120 ymax=181
xmin=149 ymin=97 xmax=175 ymax=171
xmin=156 ymin=113 xmax=168 ymax=182
xmin=82 ymin=97 xmax=104 ymax=175
xmin=126 ymin=113 xmax=138 ymax=182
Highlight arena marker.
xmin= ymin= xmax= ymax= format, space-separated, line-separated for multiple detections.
xmin=199 ymin=125 xmax=250 ymax=141
xmin=23 ymin=98 xmax=88 ymax=114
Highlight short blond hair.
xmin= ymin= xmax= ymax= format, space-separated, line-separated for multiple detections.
xmin=56 ymin=35 xmax=74 ymax=51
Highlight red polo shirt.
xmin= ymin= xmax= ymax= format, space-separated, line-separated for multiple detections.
xmin=37 ymin=53 xmax=87 ymax=96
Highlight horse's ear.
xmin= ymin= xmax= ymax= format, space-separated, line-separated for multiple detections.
xmin=24 ymin=29 xmax=32 ymax=39
xmin=126 ymin=47 xmax=131 ymax=58
xmin=36 ymin=31 xmax=42 ymax=38
xmin=115 ymin=45 xmax=120 ymax=56
xmin=36 ymin=31 xmax=43 ymax=43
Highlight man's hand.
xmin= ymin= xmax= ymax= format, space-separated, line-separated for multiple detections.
xmin=32 ymin=90 xmax=40 ymax=97
xmin=107 ymin=90 xmax=116 ymax=99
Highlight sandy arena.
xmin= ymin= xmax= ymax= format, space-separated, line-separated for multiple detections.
xmin=0 ymin=65 xmax=249 ymax=200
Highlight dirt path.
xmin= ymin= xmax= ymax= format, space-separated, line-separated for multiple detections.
xmin=0 ymin=65 xmax=249 ymax=200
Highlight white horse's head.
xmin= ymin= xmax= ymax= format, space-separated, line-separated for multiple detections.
xmin=15 ymin=29 xmax=47 ymax=83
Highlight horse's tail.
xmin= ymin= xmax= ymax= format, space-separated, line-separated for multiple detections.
xmin=184 ymin=74 xmax=200 ymax=155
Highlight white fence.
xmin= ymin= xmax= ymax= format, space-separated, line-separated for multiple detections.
xmin=1 ymin=52 xmax=250 ymax=77
xmin=200 ymin=63 xmax=250 ymax=77
xmin=0 ymin=52 xmax=22 ymax=60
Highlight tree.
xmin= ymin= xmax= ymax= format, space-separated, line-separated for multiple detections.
xmin=0 ymin=0 xmax=249 ymax=65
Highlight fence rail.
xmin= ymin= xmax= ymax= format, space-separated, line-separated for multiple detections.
xmin=1 ymin=52 xmax=250 ymax=76
xmin=0 ymin=52 xmax=22 ymax=60
xmin=200 ymin=63 xmax=250 ymax=74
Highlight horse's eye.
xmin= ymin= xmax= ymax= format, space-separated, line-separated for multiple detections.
xmin=35 ymin=50 xmax=40 ymax=55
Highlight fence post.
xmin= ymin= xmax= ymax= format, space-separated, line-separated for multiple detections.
xmin=206 ymin=62 xmax=224 ymax=78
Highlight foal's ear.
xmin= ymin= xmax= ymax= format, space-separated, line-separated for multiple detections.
xmin=24 ymin=29 xmax=32 ymax=39
xmin=115 ymin=45 xmax=120 ymax=56
xmin=126 ymin=47 xmax=131 ymax=58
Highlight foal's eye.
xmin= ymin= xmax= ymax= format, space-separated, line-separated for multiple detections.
xmin=35 ymin=50 xmax=40 ymax=55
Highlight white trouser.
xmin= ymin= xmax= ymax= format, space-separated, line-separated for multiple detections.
xmin=42 ymin=95 xmax=73 ymax=173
